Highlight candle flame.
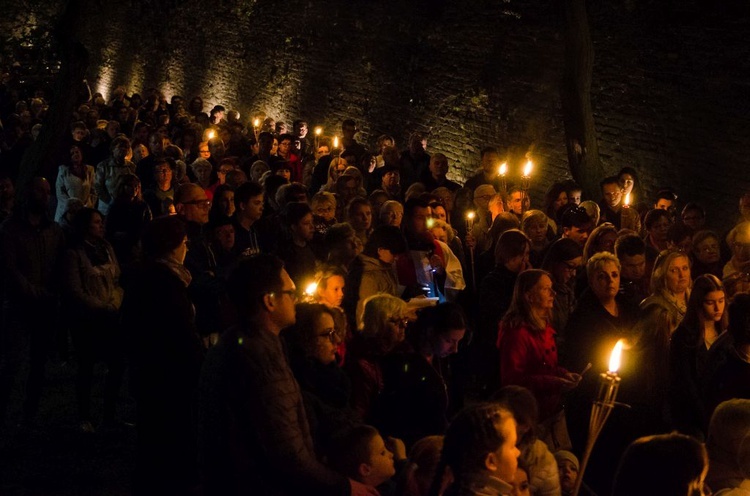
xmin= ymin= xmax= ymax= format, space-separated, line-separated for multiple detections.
xmin=608 ymin=339 xmax=624 ymax=373
xmin=624 ymin=193 xmax=631 ymax=206
xmin=305 ymin=282 xmax=318 ymax=296
xmin=498 ymin=162 xmax=507 ymax=176
xmin=207 ymin=130 xmax=215 ymax=140
xmin=333 ymin=136 xmax=339 ymax=148
xmin=253 ymin=118 xmax=260 ymax=128
xmin=466 ymin=211 xmax=475 ymax=220
xmin=426 ymin=218 xmax=435 ymax=229
xmin=314 ymin=126 xmax=322 ymax=136
xmin=523 ymin=160 xmax=533 ymax=177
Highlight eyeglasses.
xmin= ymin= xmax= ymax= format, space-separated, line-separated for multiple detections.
xmin=183 ymin=199 xmax=211 ymax=209
xmin=272 ymin=289 xmax=298 ymax=301
xmin=317 ymin=328 xmax=338 ymax=343
xmin=389 ymin=317 xmax=409 ymax=328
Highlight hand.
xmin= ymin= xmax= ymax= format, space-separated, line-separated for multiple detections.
xmin=552 ymin=376 xmax=580 ymax=392
xmin=349 ymin=478 xmax=380 ymax=496
xmin=465 ymin=232 xmax=477 ymax=250
xmin=385 ymin=436 xmax=407 ymax=461
xmin=563 ymin=372 xmax=582 ymax=383
xmin=429 ymin=254 xmax=445 ymax=274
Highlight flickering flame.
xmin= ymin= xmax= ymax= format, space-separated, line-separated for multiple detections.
xmin=426 ymin=218 xmax=435 ymax=229
xmin=466 ymin=211 xmax=476 ymax=221
xmin=624 ymin=193 xmax=631 ymax=206
xmin=305 ymin=282 xmax=318 ymax=296
xmin=253 ymin=118 xmax=260 ymax=128
xmin=314 ymin=126 xmax=322 ymax=136
xmin=207 ymin=130 xmax=215 ymax=140
xmin=333 ymin=136 xmax=339 ymax=148
xmin=235 ymin=112 xmax=240 ymax=119
xmin=608 ymin=340 xmax=624 ymax=373
xmin=498 ymin=162 xmax=507 ymax=176
xmin=523 ymin=160 xmax=533 ymax=178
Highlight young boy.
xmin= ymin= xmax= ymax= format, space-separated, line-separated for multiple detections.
xmin=328 ymin=425 xmax=405 ymax=493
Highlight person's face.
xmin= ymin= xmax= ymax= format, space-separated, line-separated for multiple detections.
xmin=318 ymin=275 xmax=345 ymax=308
xmin=365 ymin=434 xmax=396 ymax=486
xmin=214 ymin=224 xmax=235 ymax=252
xmin=0 ymin=177 xmax=15 ymax=201
xmin=507 ymin=192 xmax=529 ymax=214
xmin=347 ymin=234 xmax=364 ymax=259
xmin=665 ymin=255 xmax=691 ymax=294
xmin=430 ymin=225 xmax=448 ymax=243
xmin=149 ymin=135 xmax=164 ymax=155
xmin=481 ymin=151 xmax=500 ymax=175
xmin=552 ymin=256 xmax=582 ymax=286
xmin=596 ymin=231 xmax=618 ymax=255
xmin=278 ymin=138 xmax=292 ymax=157
xmin=276 ymin=168 xmax=291 ymax=181
xmin=510 ymin=468 xmax=531 ymax=496
xmin=649 ymin=215 xmax=671 ymax=242
xmin=733 ymin=230 xmax=750 ymax=264
xmin=30 ymin=177 xmax=51 ymax=211
xmin=433 ymin=205 xmax=447 ymax=222
xmin=385 ymin=207 xmax=404 ymax=227
xmin=342 ymin=124 xmax=356 ymax=140
xmin=315 ymin=202 xmax=336 ymax=222
xmin=316 ymin=145 xmax=330 ymax=160
xmin=241 ymin=194 xmax=264 ymax=222
xmin=602 ymin=183 xmax=622 ymax=209
xmin=217 ymin=165 xmax=234 ymax=185
xmin=564 ymin=223 xmax=592 ymax=247
xmin=70 ymin=146 xmax=83 ymax=165
xmin=619 ymin=174 xmax=635 ymax=196
xmin=293 ymin=213 xmax=315 ymax=242
xmin=590 ymin=261 xmax=620 ymax=301
xmin=553 ymin=191 xmax=568 ymax=212
xmin=383 ymin=170 xmax=400 ymax=188
xmin=351 ymin=205 xmax=372 ymax=232
xmin=620 ymin=253 xmax=646 ymax=281
xmin=525 ymin=219 xmax=547 ymax=244
xmin=88 ymin=213 xmax=105 ymax=239
xmin=433 ymin=329 xmax=465 ymax=358
xmin=194 ymin=164 xmax=212 ymax=185
xmin=216 ymin=190 xmax=235 ymax=217
xmin=672 ymin=235 xmax=693 ymax=253
xmin=655 ymin=198 xmax=673 ymax=211
xmin=474 ymin=191 xmax=495 ymax=211
xmin=506 ymin=244 xmax=531 ymax=273
xmin=340 ymin=179 xmax=359 ymax=200
xmin=694 ymin=237 xmax=721 ymax=265
xmin=182 ymin=191 xmax=211 ymax=224
xmin=378 ymin=248 xmax=397 ymax=265
xmin=527 ymin=274 xmax=555 ymax=311
xmin=270 ymin=138 xmax=279 ymax=155
xmin=313 ymin=312 xmax=339 ymax=366
xmin=173 ymin=236 xmax=189 ymax=264
xmin=387 ymin=314 xmax=408 ymax=343
xmin=682 ymin=209 xmax=705 ymax=231
xmin=557 ymin=459 xmax=578 ymax=494
xmin=489 ymin=416 xmax=520 ymax=483
xmin=272 ymin=269 xmax=297 ymax=328
xmin=72 ymin=127 xmax=86 ymax=142
xmin=567 ymin=190 xmax=582 ymax=205
xmin=154 ymin=164 xmax=173 ymax=186
xmin=296 ymin=123 xmax=309 ymax=138
xmin=429 ymin=156 xmax=449 ymax=178
xmin=380 ymin=138 xmax=394 ymax=155
xmin=189 ymin=98 xmax=203 ymax=114
xmin=112 ymin=142 xmax=131 ymax=163
xmin=106 ymin=121 xmax=119 ymax=138
xmin=199 ymin=144 xmax=210 ymax=158
xmin=701 ymin=290 xmax=725 ymax=324
xmin=409 ymin=206 xmax=431 ymax=234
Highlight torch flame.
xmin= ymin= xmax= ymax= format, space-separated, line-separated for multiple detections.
xmin=314 ymin=126 xmax=322 ymax=136
xmin=608 ymin=339 xmax=624 ymax=373
xmin=333 ymin=136 xmax=339 ymax=148
xmin=305 ymin=282 xmax=318 ymax=296
xmin=498 ymin=162 xmax=507 ymax=176
xmin=466 ymin=211 xmax=476 ymax=220
xmin=523 ymin=160 xmax=533 ymax=178
xmin=253 ymin=118 xmax=260 ymax=128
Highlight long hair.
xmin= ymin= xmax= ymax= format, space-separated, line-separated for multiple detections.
xmin=679 ymin=274 xmax=727 ymax=348
xmin=583 ymin=222 xmax=618 ymax=263
xmin=429 ymin=403 xmax=515 ymax=496
xmin=650 ymin=249 xmax=691 ymax=295
xmin=282 ymin=303 xmax=335 ymax=361
xmin=501 ymin=269 xmax=551 ymax=333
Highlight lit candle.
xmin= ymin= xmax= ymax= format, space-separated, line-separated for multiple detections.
xmin=305 ymin=282 xmax=318 ymax=297
xmin=608 ymin=339 xmax=623 ymax=374
xmin=466 ymin=211 xmax=476 ymax=231
xmin=207 ymin=130 xmax=215 ymax=140
xmin=333 ymin=136 xmax=339 ymax=149
xmin=253 ymin=118 xmax=260 ymax=128
xmin=623 ymin=193 xmax=631 ymax=208
xmin=426 ymin=218 xmax=435 ymax=229
xmin=498 ymin=162 xmax=507 ymax=177
xmin=522 ymin=159 xmax=533 ymax=178
xmin=314 ymin=126 xmax=322 ymax=136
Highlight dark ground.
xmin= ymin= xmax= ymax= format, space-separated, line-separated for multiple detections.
xmin=1 ymin=355 xmax=136 ymax=496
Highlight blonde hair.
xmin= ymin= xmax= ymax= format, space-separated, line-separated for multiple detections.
xmin=650 ymin=249 xmax=691 ymax=294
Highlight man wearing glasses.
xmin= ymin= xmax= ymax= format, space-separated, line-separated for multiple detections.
xmin=197 ymin=255 xmax=379 ymax=496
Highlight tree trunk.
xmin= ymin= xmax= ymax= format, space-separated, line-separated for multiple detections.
xmin=561 ymin=0 xmax=604 ymax=199
xmin=16 ymin=0 xmax=89 ymax=196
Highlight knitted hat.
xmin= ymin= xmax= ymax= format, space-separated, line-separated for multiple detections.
xmin=553 ymin=450 xmax=580 ymax=471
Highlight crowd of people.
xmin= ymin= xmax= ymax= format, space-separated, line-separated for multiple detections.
xmin=2 ymin=84 xmax=750 ymax=496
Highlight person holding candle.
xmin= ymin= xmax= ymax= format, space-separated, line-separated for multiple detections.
xmin=669 ymin=274 xmax=727 ymax=438
xmin=598 ymin=176 xmax=626 ymax=230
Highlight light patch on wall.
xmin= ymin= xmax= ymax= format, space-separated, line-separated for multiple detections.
xmin=95 ymin=65 xmax=114 ymax=101
xmin=160 ymin=61 xmax=186 ymax=100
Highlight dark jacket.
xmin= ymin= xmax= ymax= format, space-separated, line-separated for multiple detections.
xmin=197 ymin=324 xmax=350 ymax=496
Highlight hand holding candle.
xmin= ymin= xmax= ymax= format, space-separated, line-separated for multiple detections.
xmin=466 ymin=211 xmax=475 ymax=231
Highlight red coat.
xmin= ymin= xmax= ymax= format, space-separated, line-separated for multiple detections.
xmin=497 ymin=321 xmax=569 ymax=421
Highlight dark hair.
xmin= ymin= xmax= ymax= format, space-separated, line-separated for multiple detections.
xmin=363 ymin=225 xmax=407 ymax=257
xmin=599 ymin=175 xmax=620 ymax=190
xmin=282 ymin=201 xmax=313 ymax=226
xmin=667 ymin=222 xmax=693 ymax=246
xmin=680 ymin=274 xmax=727 ymax=348
xmin=654 ymin=188 xmax=678 ymax=204
xmin=617 ymin=167 xmax=644 ymax=199
xmin=411 ymin=302 xmax=468 ymax=350
xmin=347 ymin=197 xmax=371 ymax=220
xmin=234 ymin=180 xmax=264 ymax=207
xmin=404 ymin=197 xmax=431 ymax=219
xmin=681 ymin=202 xmax=705 ymax=219
xmin=141 ymin=215 xmax=187 ymax=260
xmin=282 ymin=302 xmax=335 ymax=360
xmin=728 ymin=292 xmax=750 ymax=346
xmin=227 ymin=254 xmax=285 ymax=319
xmin=328 ymin=424 xmax=380 ymax=479
xmin=644 ymin=209 xmax=672 ymax=231
xmin=494 ymin=229 xmax=530 ymax=267
xmin=544 ymin=181 xmax=568 ymax=220
xmin=559 ymin=204 xmax=592 ymax=229
xmin=612 ymin=433 xmax=707 ymax=496
xmin=491 ymin=385 xmax=539 ymax=446
xmin=615 ymin=233 xmax=646 ymax=259
xmin=541 ymin=238 xmax=582 ymax=272
xmin=70 ymin=207 xmax=103 ymax=244
xmin=429 ymin=403 xmax=515 ymax=496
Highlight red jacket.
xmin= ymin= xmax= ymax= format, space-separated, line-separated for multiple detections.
xmin=497 ymin=321 xmax=569 ymax=421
